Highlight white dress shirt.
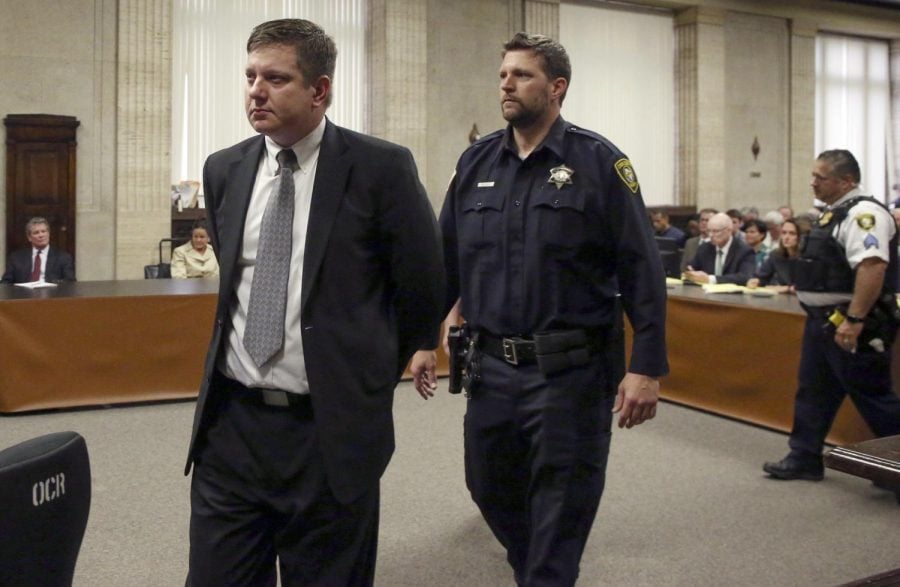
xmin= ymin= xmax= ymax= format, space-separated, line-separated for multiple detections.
xmin=220 ymin=118 xmax=325 ymax=394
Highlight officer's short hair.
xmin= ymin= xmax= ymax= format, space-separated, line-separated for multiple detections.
xmin=247 ymin=19 xmax=337 ymax=107
xmin=503 ymin=32 xmax=571 ymax=104
xmin=817 ymin=149 xmax=861 ymax=184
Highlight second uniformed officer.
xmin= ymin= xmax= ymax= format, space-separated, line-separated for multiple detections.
xmin=764 ymin=149 xmax=900 ymax=481
xmin=412 ymin=33 xmax=668 ymax=586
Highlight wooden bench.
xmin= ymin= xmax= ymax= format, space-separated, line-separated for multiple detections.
xmin=824 ymin=434 xmax=900 ymax=504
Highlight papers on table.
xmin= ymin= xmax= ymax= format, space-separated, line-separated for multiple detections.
xmin=14 ymin=281 xmax=58 ymax=289
xmin=667 ymin=277 xmax=782 ymax=296
xmin=701 ymin=283 xmax=744 ymax=294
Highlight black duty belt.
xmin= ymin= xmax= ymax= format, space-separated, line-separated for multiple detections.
xmin=478 ymin=332 xmax=537 ymax=365
xmin=478 ymin=329 xmax=604 ymax=368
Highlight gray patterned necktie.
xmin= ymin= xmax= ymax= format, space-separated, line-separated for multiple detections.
xmin=243 ymin=148 xmax=298 ymax=367
xmin=715 ymin=248 xmax=724 ymax=276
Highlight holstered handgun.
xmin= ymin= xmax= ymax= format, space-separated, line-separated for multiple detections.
xmin=447 ymin=324 xmax=479 ymax=395
xmin=447 ymin=325 xmax=466 ymax=395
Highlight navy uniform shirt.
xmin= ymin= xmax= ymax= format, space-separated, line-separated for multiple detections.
xmin=440 ymin=116 xmax=668 ymax=377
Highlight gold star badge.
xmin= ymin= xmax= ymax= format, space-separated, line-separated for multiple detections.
xmin=548 ymin=165 xmax=575 ymax=190
xmin=818 ymin=211 xmax=833 ymax=226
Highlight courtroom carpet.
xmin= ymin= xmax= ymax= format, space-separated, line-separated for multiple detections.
xmin=0 ymin=382 xmax=898 ymax=586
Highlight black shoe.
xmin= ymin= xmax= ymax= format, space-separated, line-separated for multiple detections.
xmin=763 ymin=456 xmax=824 ymax=481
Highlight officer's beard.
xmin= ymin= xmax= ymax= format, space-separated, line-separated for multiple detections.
xmin=502 ymin=97 xmax=550 ymax=130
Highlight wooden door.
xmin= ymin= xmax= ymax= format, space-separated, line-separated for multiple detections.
xmin=4 ymin=114 xmax=79 ymax=258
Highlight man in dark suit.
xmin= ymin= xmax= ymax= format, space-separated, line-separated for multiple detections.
xmin=684 ymin=211 xmax=755 ymax=285
xmin=1 ymin=217 xmax=75 ymax=284
xmin=679 ymin=207 xmax=717 ymax=272
xmin=184 ymin=19 xmax=444 ymax=586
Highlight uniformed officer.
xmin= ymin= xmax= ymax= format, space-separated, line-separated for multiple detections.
xmin=764 ymin=149 xmax=900 ymax=481
xmin=411 ymin=33 xmax=668 ymax=586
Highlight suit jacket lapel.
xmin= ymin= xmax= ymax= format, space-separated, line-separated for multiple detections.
xmin=45 ymin=249 xmax=56 ymax=276
xmin=217 ymin=137 xmax=265 ymax=291
xmin=724 ymin=241 xmax=738 ymax=271
xmin=302 ymin=120 xmax=351 ymax=312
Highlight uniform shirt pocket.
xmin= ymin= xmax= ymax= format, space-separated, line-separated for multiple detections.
xmin=530 ymin=186 xmax=588 ymax=249
xmin=460 ymin=188 xmax=505 ymax=249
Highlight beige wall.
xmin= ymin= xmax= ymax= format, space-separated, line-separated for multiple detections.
xmin=0 ymin=0 xmax=117 ymax=279
xmin=724 ymin=12 xmax=790 ymax=212
xmin=424 ymin=0 xmax=511 ymax=207
xmin=4 ymin=0 xmax=900 ymax=279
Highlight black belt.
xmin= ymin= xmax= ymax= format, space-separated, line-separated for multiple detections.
xmin=214 ymin=371 xmax=312 ymax=410
xmin=478 ymin=332 xmax=537 ymax=365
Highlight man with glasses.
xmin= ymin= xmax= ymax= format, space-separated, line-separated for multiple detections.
xmin=683 ymin=211 xmax=755 ymax=285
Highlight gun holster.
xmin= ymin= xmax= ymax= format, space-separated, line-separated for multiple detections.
xmin=447 ymin=324 xmax=480 ymax=395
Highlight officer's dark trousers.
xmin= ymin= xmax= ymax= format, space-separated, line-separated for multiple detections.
xmin=187 ymin=383 xmax=379 ymax=587
xmin=464 ymin=354 xmax=614 ymax=587
xmin=789 ymin=315 xmax=900 ymax=460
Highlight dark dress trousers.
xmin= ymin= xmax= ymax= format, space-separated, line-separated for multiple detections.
xmin=689 ymin=238 xmax=756 ymax=285
xmin=185 ymin=120 xmax=445 ymax=586
xmin=2 ymin=247 xmax=75 ymax=284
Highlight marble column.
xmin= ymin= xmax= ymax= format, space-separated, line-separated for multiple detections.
xmin=675 ymin=7 xmax=726 ymax=210
xmin=890 ymin=39 xmax=900 ymax=202
xmin=368 ymin=0 xmax=428 ymax=177
xmin=525 ymin=0 xmax=558 ymax=39
xmin=116 ymin=0 xmax=173 ymax=278
xmin=789 ymin=19 xmax=817 ymax=210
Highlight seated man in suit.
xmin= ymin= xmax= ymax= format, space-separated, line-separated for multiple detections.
xmin=684 ymin=212 xmax=755 ymax=285
xmin=680 ymin=207 xmax=717 ymax=272
xmin=1 ymin=217 xmax=75 ymax=284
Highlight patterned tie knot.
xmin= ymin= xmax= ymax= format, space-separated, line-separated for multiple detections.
xmin=277 ymin=149 xmax=298 ymax=173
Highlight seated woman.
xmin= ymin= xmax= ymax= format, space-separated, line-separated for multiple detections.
xmin=741 ymin=219 xmax=769 ymax=270
xmin=746 ymin=218 xmax=806 ymax=293
xmin=171 ymin=221 xmax=219 ymax=279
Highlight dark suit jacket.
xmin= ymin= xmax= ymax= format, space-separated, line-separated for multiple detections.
xmin=184 ymin=120 xmax=445 ymax=504
xmin=2 ymin=247 xmax=75 ymax=284
xmin=680 ymin=236 xmax=702 ymax=272
xmin=689 ymin=238 xmax=755 ymax=285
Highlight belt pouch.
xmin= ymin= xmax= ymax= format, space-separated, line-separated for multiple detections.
xmin=534 ymin=330 xmax=590 ymax=375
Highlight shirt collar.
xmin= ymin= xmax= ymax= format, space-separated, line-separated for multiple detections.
xmin=718 ymin=237 xmax=733 ymax=257
xmin=501 ymin=115 xmax=567 ymax=160
xmin=830 ymin=187 xmax=863 ymax=209
xmin=263 ymin=117 xmax=326 ymax=175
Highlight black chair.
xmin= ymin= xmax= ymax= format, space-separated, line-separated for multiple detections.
xmin=0 ymin=432 xmax=91 ymax=586
xmin=654 ymin=236 xmax=682 ymax=278
xmin=144 ymin=238 xmax=181 ymax=279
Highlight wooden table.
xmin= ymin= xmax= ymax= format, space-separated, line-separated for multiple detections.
xmin=0 ymin=280 xmax=218 ymax=413
xmin=660 ymin=283 xmax=878 ymax=445
xmin=825 ymin=435 xmax=900 ymax=498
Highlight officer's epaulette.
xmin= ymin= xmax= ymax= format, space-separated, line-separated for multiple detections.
xmin=469 ymin=129 xmax=505 ymax=149
xmin=565 ymin=125 xmax=623 ymax=156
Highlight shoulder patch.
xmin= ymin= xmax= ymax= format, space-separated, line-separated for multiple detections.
xmin=614 ymin=158 xmax=640 ymax=194
xmin=855 ymin=213 xmax=876 ymax=231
